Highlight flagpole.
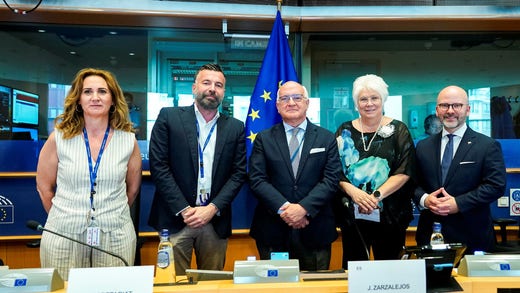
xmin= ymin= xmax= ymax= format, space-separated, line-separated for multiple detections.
xmin=276 ymin=0 xmax=282 ymax=11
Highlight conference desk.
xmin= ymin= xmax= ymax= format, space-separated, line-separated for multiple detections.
xmin=455 ymin=275 xmax=520 ymax=293
xmin=154 ymin=279 xmax=346 ymax=293
xmin=49 ymin=275 xmax=520 ymax=293
xmin=50 ymin=279 xmax=346 ymax=293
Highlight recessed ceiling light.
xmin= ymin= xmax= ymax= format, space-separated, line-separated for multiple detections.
xmin=109 ymin=31 xmax=118 ymax=35
xmin=70 ymin=51 xmax=77 ymax=55
xmin=37 ymin=29 xmax=46 ymax=33
xmin=129 ymin=52 xmax=135 ymax=56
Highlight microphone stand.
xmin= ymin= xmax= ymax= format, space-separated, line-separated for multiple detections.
xmin=341 ymin=197 xmax=370 ymax=260
xmin=27 ymin=220 xmax=129 ymax=266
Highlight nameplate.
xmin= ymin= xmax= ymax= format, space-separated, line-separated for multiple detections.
xmin=458 ymin=254 xmax=520 ymax=277
xmin=233 ymin=259 xmax=299 ymax=284
xmin=185 ymin=269 xmax=234 ymax=283
xmin=348 ymin=259 xmax=426 ymax=292
xmin=0 ymin=268 xmax=64 ymax=293
xmin=68 ymin=266 xmax=154 ymax=293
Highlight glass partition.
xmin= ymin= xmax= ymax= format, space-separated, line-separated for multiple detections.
xmin=304 ymin=33 xmax=520 ymax=139
xmin=0 ymin=24 xmax=519 ymax=172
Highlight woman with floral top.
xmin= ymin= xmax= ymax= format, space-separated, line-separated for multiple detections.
xmin=334 ymin=74 xmax=415 ymax=268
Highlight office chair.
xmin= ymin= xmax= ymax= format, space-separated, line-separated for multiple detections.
xmin=493 ymin=218 xmax=520 ymax=253
xmin=130 ymin=188 xmax=145 ymax=265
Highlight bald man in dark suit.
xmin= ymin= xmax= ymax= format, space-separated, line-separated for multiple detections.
xmin=414 ymin=85 xmax=506 ymax=253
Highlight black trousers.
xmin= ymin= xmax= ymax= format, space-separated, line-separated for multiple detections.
xmin=256 ymin=229 xmax=332 ymax=271
xmin=340 ymin=219 xmax=406 ymax=269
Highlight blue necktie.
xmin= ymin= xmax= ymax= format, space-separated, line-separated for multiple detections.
xmin=441 ymin=134 xmax=454 ymax=184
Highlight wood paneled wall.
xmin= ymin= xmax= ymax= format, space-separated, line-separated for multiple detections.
xmin=2 ymin=227 xmax=518 ymax=271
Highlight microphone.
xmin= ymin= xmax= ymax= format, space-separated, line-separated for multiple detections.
xmin=26 ymin=220 xmax=129 ymax=267
xmin=341 ymin=197 xmax=349 ymax=207
xmin=338 ymin=198 xmax=370 ymax=260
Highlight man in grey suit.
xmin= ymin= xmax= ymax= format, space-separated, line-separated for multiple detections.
xmin=248 ymin=81 xmax=341 ymax=270
xmin=148 ymin=63 xmax=246 ymax=275
xmin=414 ymin=85 xmax=506 ymax=253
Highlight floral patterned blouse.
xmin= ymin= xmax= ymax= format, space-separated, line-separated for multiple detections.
xmin=335 ymin=119 xmax=415 ymax=226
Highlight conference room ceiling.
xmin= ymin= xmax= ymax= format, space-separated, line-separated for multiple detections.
xmin=157 ymin=0 xmax=520 ymax=6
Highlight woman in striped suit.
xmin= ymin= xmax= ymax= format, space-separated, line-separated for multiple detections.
xmin=36 ymin=68 xmax=142 ymax=280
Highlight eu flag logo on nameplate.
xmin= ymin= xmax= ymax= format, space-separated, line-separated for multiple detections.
xmin=500 ymin=263 xmax=511 ymax=270
xmin=14 ymin=278 xmax=28 ymax=286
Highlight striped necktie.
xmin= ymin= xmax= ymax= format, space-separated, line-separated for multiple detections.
xmin=289 ymin=128 xmax=300 ymax=177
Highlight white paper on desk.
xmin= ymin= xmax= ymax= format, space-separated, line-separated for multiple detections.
xmin=348 ymin=259 xmax=426 ymax=293
xmin=68 ymin=265 xmax=154 ymax=293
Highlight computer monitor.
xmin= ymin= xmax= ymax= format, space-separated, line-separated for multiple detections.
xmin=12 ymin=88 xmax=39 ymax=127
xmin=400 ymin=243 xmax=466 ymax=293
xmin=0 ymin=85 xmax=12 ymax=138
xmin=11 ymin=126 xmax=38 ymax=141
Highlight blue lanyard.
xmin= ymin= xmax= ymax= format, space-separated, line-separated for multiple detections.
xmin=83 ymin=126 xmax=110 ymax=214
xmin=196 ymin=120 xmax=217 ymax=179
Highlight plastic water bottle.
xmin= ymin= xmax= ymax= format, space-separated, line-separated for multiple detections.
xmin=430 ymin=222 xmax=445 ymax=246
xmin=155 ymin=229 xmax=176 ymax=283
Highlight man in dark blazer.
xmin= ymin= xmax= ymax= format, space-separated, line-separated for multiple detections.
xmin=249 ymin=81 xmax=341 ymax=271
xmin=148 ymin=63 xmax=246 ymax=275
xmin=414 ymin=85 xmax=506 ymax=254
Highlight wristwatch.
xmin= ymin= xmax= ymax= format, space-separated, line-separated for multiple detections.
xmin=373 ymin=190 xmax=383 ymax=211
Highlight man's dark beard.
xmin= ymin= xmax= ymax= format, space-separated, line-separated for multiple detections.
xmin=196 ymin=93 xmax=221 ymax=110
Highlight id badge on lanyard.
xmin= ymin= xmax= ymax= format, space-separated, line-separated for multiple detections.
xmin=83 ymin=126 xmax=109 ymax=247
xmin=198 ymin=178 xmax=210 ymax=206
xmin=196 ymin=120 xmax=215 ymax=206
xmin=86 ymin=210 xmax=101 ymax=246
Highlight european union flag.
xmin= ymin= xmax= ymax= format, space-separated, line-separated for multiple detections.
xmin=0 ymin=205 xmax=14 ymax=224
xmin=244 ymin=10 xmax=298 ymax=158
xmin=14 ymin=278 xmax=27 ymax=286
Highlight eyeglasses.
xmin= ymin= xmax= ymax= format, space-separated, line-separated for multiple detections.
xmin=437 ymin=103 xmax=466 ymax=111
xmin=358 ymin=96 xmax=381 ymax=105
xmin=278 ymin=94 xmax=306 ymax=103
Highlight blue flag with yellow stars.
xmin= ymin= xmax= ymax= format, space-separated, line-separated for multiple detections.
xmin=244 ymin=10 xmax=299 ymax=158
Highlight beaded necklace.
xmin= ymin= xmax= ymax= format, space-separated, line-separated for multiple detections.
xmin=359 ymin=116 xmax=383 ymax=152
